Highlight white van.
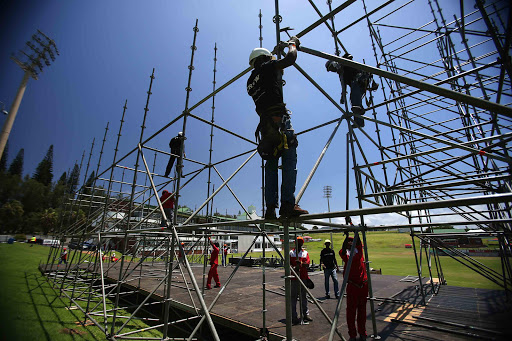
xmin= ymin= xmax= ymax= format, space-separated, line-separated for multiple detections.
xmin=42 ymin=239 xmax=61 ymax=247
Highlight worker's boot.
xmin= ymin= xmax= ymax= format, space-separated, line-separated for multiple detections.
xmin=352 ymin=115 xmax=365 ymax=128
xmin=279 ymin=202 xmax=309 ymax=218
xmin=351 ymin=106 xmax=365 ymax=115
xmin=303 ymin=315 xmax=313 ymax=322
xmin=264 ymin=206 xmax=277 ymax=220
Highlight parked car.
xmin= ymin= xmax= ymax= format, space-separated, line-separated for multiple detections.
xmin=68 ymin=240 xmax=81 ymax=249
xmin=82 ymin=240 xmax=97 ymax=250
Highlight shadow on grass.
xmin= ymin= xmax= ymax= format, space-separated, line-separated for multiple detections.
xmin=24 ymin=272 xmax=102 ymax=341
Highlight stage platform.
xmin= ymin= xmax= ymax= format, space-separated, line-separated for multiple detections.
xmin=41 ymin=262 xmax=512 ymax=340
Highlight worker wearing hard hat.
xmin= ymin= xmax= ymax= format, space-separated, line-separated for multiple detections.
xmin=290 ymin=236 xmax=313 ymax=325
xmin=320 ymin=239 xmax=339 ymax=299
xmin=247 ymin=36 xmax=308 ymax=220
xmin=58 ymin=248 xmax=68 ymax=265
xmin=164 ymin=132 xmax=186 ymax=178
xmin=339 ymin=233 xmax=368 ymax=341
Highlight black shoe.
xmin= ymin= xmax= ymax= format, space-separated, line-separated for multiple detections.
xmin=292 ymin=318 xmax=301 ymax=325
xmin=214 ymin=284 xmax=221 ymax=288
xmin=264 ymin=207 xmax=277 ymax=220
xmin=352 ymin=116 xmax=365 ymax=128
xmin=303 ymin=315 xmax=313 ymax=322
xmin=325 ymin=294 xmax=331 ymax=299
xmin=279 ymin=203 xmax=309 ymax=218
xmin=351 ymin=106 xmax=365 ymax=115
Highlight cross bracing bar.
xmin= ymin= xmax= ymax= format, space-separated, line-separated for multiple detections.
xmin=300 ymin=46 xmax=512 ymax=118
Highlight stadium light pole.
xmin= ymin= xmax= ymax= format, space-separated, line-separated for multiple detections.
xmin=323 ymin=185 xmax=333 ymax=247
xmin=0 ymin=30 xmax=59 ymax=160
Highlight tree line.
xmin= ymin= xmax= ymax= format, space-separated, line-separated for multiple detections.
xmin=0 ymin=143 xmax=85 ymax=235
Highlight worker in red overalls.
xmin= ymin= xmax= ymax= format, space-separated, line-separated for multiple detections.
xmin=290 ymin=236 xmax=313 ymax=325
xmin=159 ymin=190 xmax=175 ymax=228
xmin=206 ymin=237 xmax=221 ymax=289
xmin=339 ymin=233 xmax=368 ymax=341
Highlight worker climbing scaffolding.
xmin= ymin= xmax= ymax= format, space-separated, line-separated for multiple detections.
xmin=246 ymin=35 xmax=309 ymax=219
xmin=164 ymin=132 xmax=186 ymax=178
xmin=325 ymin=53 xmax=379 ymax=128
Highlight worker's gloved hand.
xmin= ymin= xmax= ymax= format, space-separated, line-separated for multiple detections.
xmin=288 ymin=36 xmax=300 ymax=48
xmin=340 ymin=94 xmax=345 ymax=105
xmin=271 ymin=41 xmax=289 ymax=55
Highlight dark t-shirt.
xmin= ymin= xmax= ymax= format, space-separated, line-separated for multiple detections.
xmin=169 ymin=136 xmax=184 ymax=153
xmin=247 ymin=60 xmax=283 ymax=114
xmin=320 ymin=247 xmax=337 ymax=269
xmin=342 ymin=65 xmax=358 ymax=85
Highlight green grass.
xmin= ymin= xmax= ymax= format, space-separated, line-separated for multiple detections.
xmin=0 ymin=243 xmax=162 ymax=341
xmin=237 ymin=231 xmax=504 ymax=290
xmin=0 ymin=232 xmax=504 ymax=340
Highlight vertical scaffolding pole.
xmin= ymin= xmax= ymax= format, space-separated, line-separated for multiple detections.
xmin=110 ymin=68 xmax=155 ymax=337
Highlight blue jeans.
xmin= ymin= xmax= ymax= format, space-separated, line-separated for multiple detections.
xmin=349 ymin=80 xmax=363 ymax=108
xmin=264 ymin=115 xmax=297 ymax=207
xmin=324 ymin=268 xmax=339 ymax=296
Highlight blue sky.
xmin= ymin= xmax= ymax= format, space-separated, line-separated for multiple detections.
xmin=0 ymin=1 xmax=489 ymax=226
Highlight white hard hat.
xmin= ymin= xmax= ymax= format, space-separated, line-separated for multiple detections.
xmin=178 ymin=132 xmax=183 ymax=136
xmin=249 ymin=48 xmax=272 ymax=66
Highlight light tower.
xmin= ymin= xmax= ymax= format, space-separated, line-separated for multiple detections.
xmin=0 ymin=30 xmax=59 ymax=159
xmin=323 ymin=185 xmax=333 ymax=247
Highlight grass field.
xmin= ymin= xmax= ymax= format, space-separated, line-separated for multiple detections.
xmin=237 ymin=231 xmax=504 ymax=290
xmin=0 ymin=243 xmax=161 ymax=341
xmin=0 ymin=231 xmax=504 ymax=340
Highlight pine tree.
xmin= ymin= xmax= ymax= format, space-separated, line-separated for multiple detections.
xmin=0 ymin=141 xmax=8 ymax=173
xmin=67 ymin=163 xmax=80 ymax=194
xmin=83 ymin=171 xmax=96 ymax=195
xmin=57 ymin=172 xmax=67 ymax=185
xmin=8 ymin=148 xmax=24 ymax=177
xmin=33 ymin=145 xmax=54 ymax=186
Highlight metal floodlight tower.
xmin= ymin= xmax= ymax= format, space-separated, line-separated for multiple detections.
xmin=0 ymin=30 xmax=59 ymax=160
xmin=323 ymin=185 xmax=333 ymax=246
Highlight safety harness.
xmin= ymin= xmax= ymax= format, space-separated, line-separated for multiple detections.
xmin=255 ymin=104 xmax=296 ymax=160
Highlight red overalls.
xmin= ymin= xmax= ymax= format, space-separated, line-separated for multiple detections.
xmin=207 ymin=244 xmax=220 ymax=288
xmin=340 ymin=241 xmax=368 ymax=339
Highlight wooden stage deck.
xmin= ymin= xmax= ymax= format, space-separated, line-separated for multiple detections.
xmin=43 ymin=262 xmax=512 ymax=340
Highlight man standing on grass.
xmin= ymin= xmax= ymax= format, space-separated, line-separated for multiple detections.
xmin=320 ymin=239 xmax=339 ymax=299
xmin=58 ymin=248 xmax=68 ymax=265
xmin=339 ymin=233 xmax=368 ymax=341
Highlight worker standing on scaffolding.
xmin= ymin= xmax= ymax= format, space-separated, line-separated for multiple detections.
xmin=325 ymin=53 xmax=378 ymax=128
xmin=290 ymin=236 xmax=313 ymax=325
xmin=320 ymin=239 xmax=340 ymax=299
xmin=206 ymin=237 xmax=221 ymax=289
xmin=159 ymin=190 xmax=175 ymax=227
xmin=247 ymin=36 xmax=308 ymax=219
xmin=339 ymin=233 xmax=368 ymax=341
xmin=164 ymin=132 xmax=186 ymax=178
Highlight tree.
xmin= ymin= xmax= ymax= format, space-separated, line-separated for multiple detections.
xmin=0 ymin=173 xmax=21 ymax=205
xmin=40 ymin=208 xmax=58 ymax=234
xmin=0 ymin=141 xmax=8 ymax=173
xmin=57 ymin=171 xmax=67 ymax=185
xmin=20 ymin=178 xmax=49 ymax=213
xmin=33 ymin=145 xmax=54 ymax=186
xmin=8 ymin=148 xmax=24 ymax=177
xmin=51 ymin=171 xmax=71 ymax=209
xmin=67 ymin=163 xmax=80 ymax=194
xmin=83 ymin=171 xmax=96 ymax=195
xmin=0 ymin=200 xmax=24 ymax=233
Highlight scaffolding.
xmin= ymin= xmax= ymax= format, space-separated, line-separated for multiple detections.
xmin=41 ymin=1 xmax=511 ymax=340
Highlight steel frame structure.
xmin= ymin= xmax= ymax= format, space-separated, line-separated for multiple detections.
xmin=42 ymin=1 xmax=511 ymax=341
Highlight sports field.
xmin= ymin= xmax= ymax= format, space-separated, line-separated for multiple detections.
xmin=0 ymin=231 xmax=504 ymax=340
